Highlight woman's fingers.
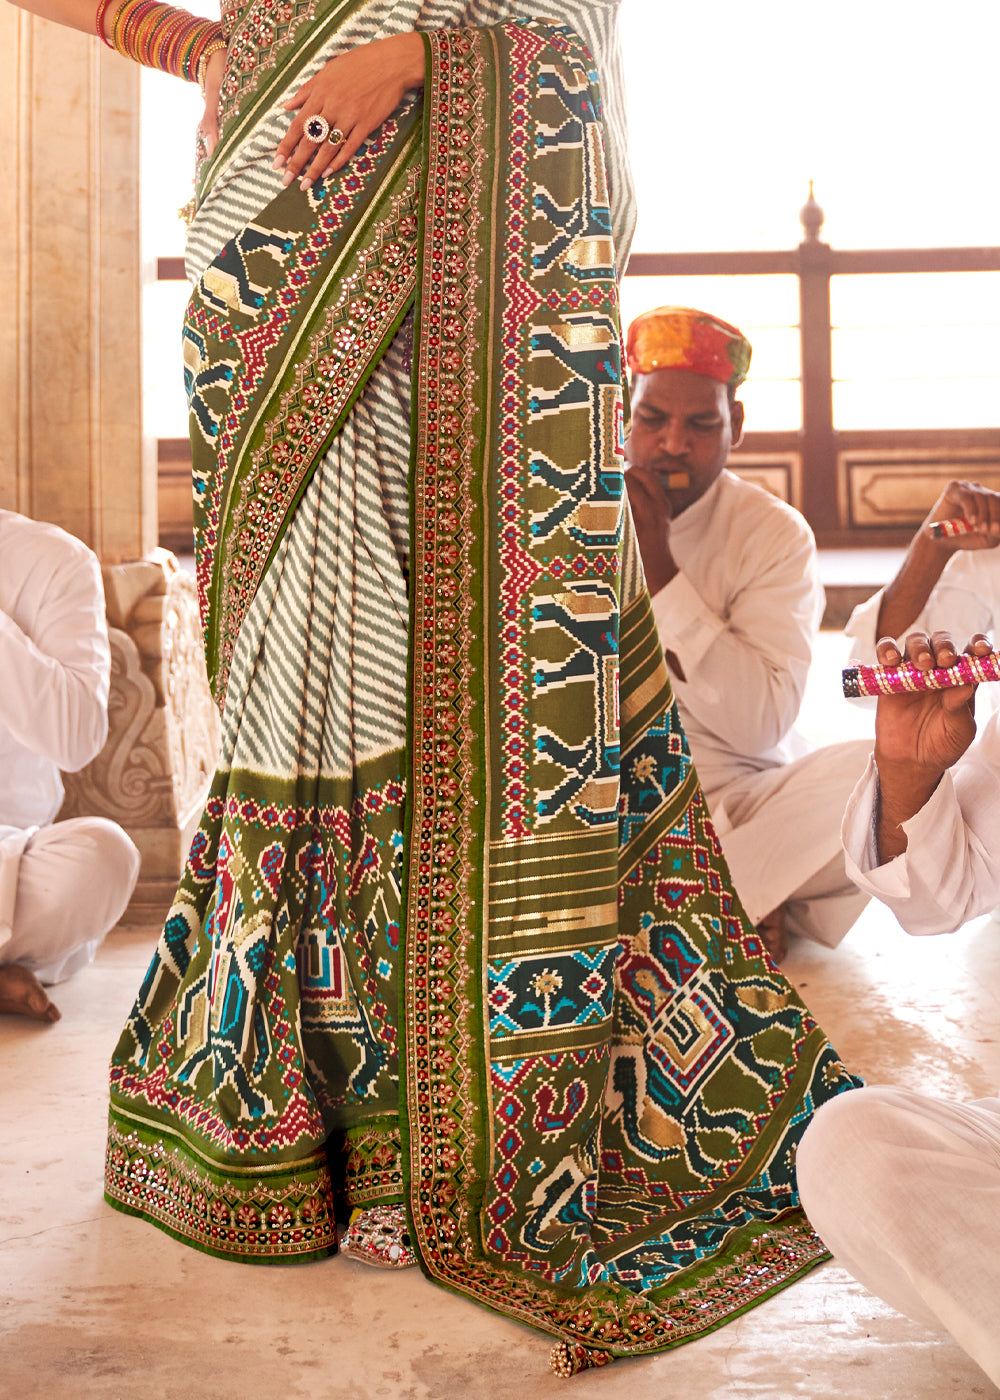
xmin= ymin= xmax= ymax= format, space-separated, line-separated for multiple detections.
xmin=199 ymin=46 xmax=226 ymax=158
xmin=275 ymin=122 xmax=350 ymax=189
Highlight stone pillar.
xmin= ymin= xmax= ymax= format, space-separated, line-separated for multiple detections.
xmin=0 ymin=10 xmax=218 ymax=921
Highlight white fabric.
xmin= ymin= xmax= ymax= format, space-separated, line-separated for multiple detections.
xmin=842 ymin=712 xmax=1000 ymax=936
xmin=797 ymin=1086 xmax=1000 ymax=1388
xmin=0 ymin=511 xmax=137 ymax=971
xmin=845 ymin=547 xmax=1000 ymax=665
xmin=0 ymin=510 xmax=111 ymax=825
xmin=0 ymin=817 xmax=140 ymax=983
xmin=648 ymin=472 xmax=870 ymax=938
xmin=846 ymin=547 xmax=1000 ymax=720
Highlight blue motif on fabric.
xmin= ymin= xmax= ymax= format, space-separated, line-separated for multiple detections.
xmin=619 ymin=699 xmax=693 ymax=847
xmin=487 ymin=943 xmax=618 ymax=1038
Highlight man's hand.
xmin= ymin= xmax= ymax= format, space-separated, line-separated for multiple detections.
xmin=873 ymin=628 xmax=988 ymax=860
xmin=624 ymin=465 xmax=678 ymax=597
xmin=924 ymin=479 xmax=1000 ymax=552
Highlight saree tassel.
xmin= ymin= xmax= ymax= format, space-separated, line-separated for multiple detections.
xmin=549 ymin=1341 xmax=614 ymax=1377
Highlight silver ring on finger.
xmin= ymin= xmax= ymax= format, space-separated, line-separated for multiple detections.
xmin=328 ymin=126 xmax=346 ymax=147
xmin=304 ymin=114 xmax=330 ymax=144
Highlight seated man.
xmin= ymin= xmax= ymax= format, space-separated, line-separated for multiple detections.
xmin=797 ymin=626 xmax=1000 ymax=1389
xmin=0 ymin=510 xmax=140 ymax=1022
xmin=623 ymin=305 xmax=872 ymax=960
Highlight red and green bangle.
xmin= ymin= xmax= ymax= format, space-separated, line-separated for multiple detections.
xmin=99 ymin=0 xmax=224 ymax=83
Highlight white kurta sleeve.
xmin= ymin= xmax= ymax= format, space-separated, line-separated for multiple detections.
xmin=845 ymin=554 xmax=998 ymax=667
xmin=0 ymin=549 xmax=110 ymax=773
xmin=650 ymin=516 xmax=822 ymax=758
xmin=842 ymin=728 xmax=1000 ymax=935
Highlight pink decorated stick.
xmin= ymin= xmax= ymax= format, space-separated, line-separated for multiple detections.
xmin=929 ymin=518 xmax=976 ymax=540
xmin=843 ymin=652 xmax=1000 ymax=698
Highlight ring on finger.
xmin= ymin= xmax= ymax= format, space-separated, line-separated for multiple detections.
xmin=328 ymin=126 xmax=346 ymax=147
xmin=304 ymin=114 xmax=330 ymax=144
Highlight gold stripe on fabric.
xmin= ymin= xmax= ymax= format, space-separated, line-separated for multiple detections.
xmin=620 ymin=591 xmax=673 ymax=747
xmin=488 ymin=827 xmax=617 ymax=955
xmin=620 ymin=665 xmax=666 ymax=730
xmin=565 ymin=236 xmax=615 ymax=270
xmin=490 ymin=1024 xmax=611 ymax=1066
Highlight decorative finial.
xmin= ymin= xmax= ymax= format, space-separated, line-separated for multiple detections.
xmin=799 ymin=180 xmax=825 ymax=242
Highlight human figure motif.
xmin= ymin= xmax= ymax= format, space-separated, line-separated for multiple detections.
xmin=623 ymin=306 xmax=873 ymax=962
xmin=6 ymin=0 xmax=860 ymax=1373
xmin=0 ymin=510 xmax=140 ymax=1022
xmin=798 ymin=624 xmax=1000 ymax=1391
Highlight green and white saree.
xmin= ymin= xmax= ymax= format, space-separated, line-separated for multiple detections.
xmin=106 ymin=0 xmax=860 ymax=1373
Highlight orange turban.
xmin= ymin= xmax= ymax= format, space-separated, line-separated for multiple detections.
xmin=626 ymin=305 xmax=752 ymax=389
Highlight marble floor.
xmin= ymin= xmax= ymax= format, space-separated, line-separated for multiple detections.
xmin=2 ymin=633 xmax=998 ymax=1400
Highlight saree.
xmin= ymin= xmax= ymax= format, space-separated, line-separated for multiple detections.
xmin=105 ymin=0 xmax=861 ymax=1373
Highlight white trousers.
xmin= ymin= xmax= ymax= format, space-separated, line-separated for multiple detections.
xmin=709 ymin=738 xmax=874 ymax=945
xmin=0 ymin=817 xmax=140 ymax=983
xmin=797 ymin=1085 xmax=1000 ymax=1388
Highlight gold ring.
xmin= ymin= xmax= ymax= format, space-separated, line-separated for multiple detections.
xmin=329 ymin=127 xmax=346 ymax=146
xmin=304 ymin=114 xmax=330 ymax=144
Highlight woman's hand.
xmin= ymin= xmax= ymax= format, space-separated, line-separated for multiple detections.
xmin=273 ymin=31 xmax=425 ymax=191
xmin=197 ymin=46 xmax=227 ymax=160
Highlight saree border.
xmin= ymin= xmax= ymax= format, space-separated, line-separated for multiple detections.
xmin=187 ymin=107 xmax=423 ymax=701
xmin=401 ymin=23 xmax=851 ymax=1374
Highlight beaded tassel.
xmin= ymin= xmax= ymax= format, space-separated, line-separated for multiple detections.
xmin=549 ymin=1341 xmax=613 ymax=1377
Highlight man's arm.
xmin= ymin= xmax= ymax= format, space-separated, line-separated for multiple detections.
xmin=648 ymin=496 xmax=822 ymax=756
xmin=841 ymin=628 xmax=1000 ymax=935
xmin=871 ymin=630 xmax=981 ymax=861
xmin=0 ymin=540 xmax=111 ymax=772
xmin=876 ymin=480 xmax=1000 ymax=642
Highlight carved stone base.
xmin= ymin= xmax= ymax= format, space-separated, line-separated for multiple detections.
xmin=59 ymin=551 xmax=220 ymax=924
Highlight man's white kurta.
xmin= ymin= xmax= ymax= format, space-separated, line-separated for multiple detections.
xmin=842 ymin=710 xmax=1000 ymax=933
xmin=806 ymin=722 xmax=1000 ymax=1389
xmin=646 ymin=470 xmax=871 ymax=938
xmin=0 ymin=511 xmax=113 ymax=953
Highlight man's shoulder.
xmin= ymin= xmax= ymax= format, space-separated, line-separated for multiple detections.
xmin=0 ymin=511 xmax=98 ymax=572
xmin=717 ymin=471 xmax=815 ymax=542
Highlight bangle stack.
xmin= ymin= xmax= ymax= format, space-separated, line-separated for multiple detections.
xmin=97 ymin=0 xmax=224 ymax=85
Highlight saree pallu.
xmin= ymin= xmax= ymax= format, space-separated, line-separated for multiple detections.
xmin=106 ymin=8 xmax=861 ymax=1374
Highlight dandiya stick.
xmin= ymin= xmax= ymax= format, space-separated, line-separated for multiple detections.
xmin=929 ymin=518 xmax=976 ymax=540
xmin=843 ymin=652 xmax=1000 ymax=698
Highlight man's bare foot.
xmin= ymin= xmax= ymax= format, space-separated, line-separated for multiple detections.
xmin=756 ymin=907 xmax=789 ymax=964
xmin=0 ymin=964 xmax=61 ymax=1023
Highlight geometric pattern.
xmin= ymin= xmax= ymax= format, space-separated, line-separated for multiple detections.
xmin=105 ymin=3 xmax=864 ymax=1378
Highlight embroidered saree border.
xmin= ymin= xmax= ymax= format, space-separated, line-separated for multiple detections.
xmin=186 ymin=105 xmax=422 ymax=702
xmin=204 ymin=0 xmax=370 ymax=199
xmin=402 ymin=22 xmax=858 ymax=1371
